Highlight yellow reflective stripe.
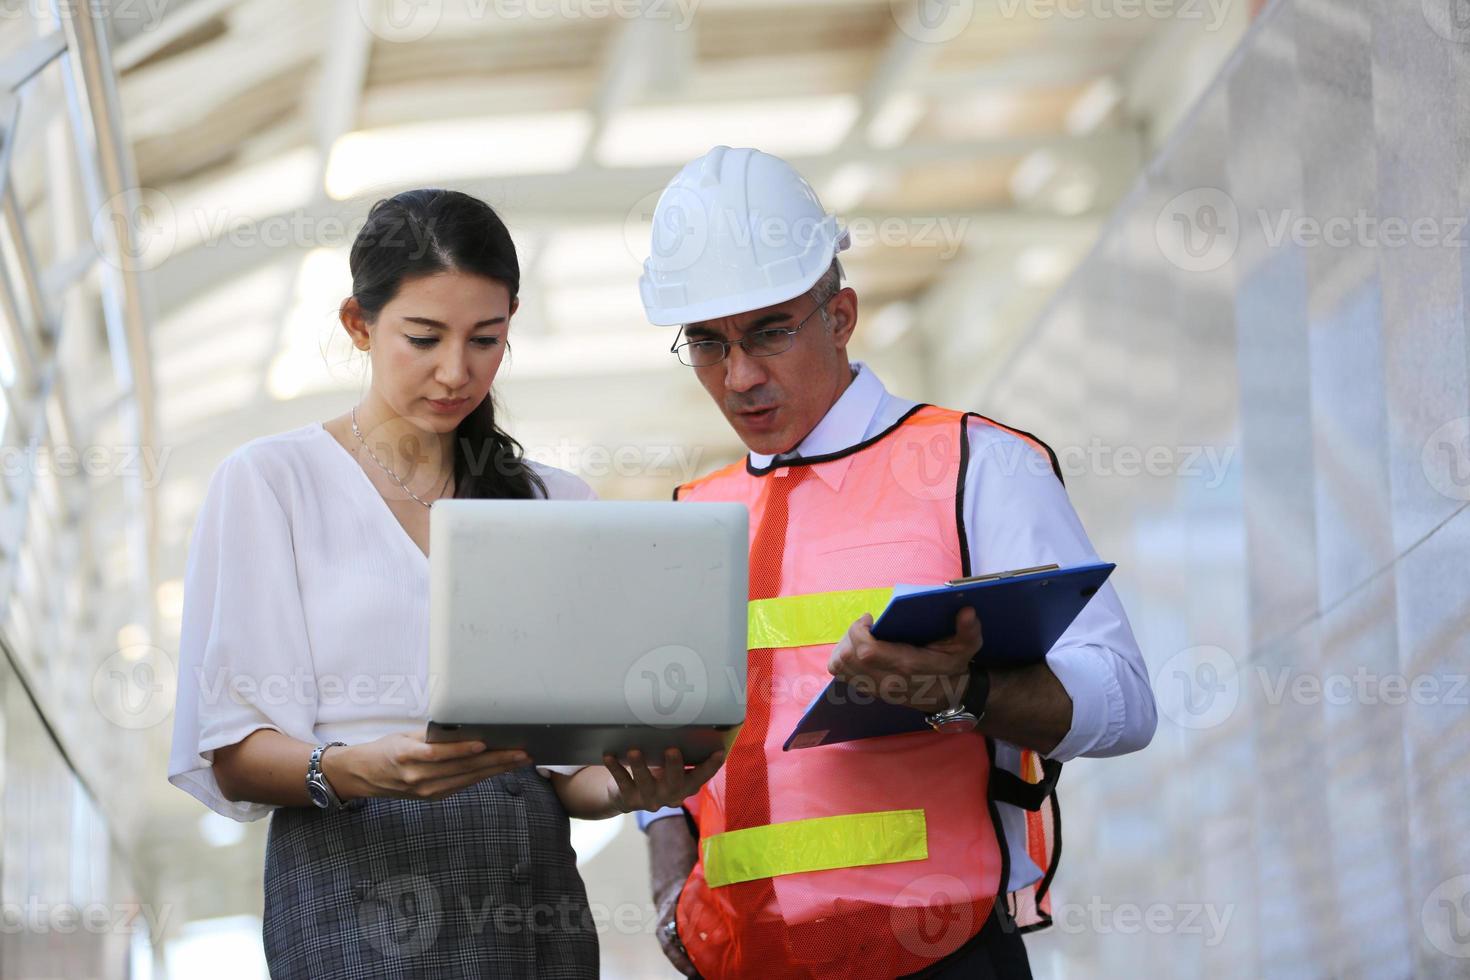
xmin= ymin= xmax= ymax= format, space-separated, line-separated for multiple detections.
xmin=703 ymin=809 xmax=927 ymax=888
xmin=747 ymin=587 xmax=895 ymax=650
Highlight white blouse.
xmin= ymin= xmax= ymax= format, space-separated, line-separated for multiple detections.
xmin=168 ymin=422 xmax=595 ymax=822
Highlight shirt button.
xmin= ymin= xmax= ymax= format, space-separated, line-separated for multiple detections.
xmin=503 ymin=774 xmax=523 ymax=797
xmin=512 ymin=861 xmax=530 ymax=884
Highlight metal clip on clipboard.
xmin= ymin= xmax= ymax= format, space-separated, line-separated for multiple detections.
xmin=945 ymin=563 xmax=1060 ymax=588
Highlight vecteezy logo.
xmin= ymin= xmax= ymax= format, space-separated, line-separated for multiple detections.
xmin=1422 ymin=873 xmax=1470 ymax=958
xmin=359 ymin=0 xmax=443 ymax=43
xmin=623 ymin=187 xmax=667 ymax=268
xmin=645 ymin=185 xmax=712 ymax=274
xmin=92 ymin=188 xmax=177 ymax=273
xmin=891 ymin=874 xmax=975 ymax=959
xmin=1153 ymin=645 xmax=1239 ymax=730
xmin=889 ymin=429 xmax=962 ymax=501
xmin=353 ymin=413 xmax=450 ymax=503
xmin=891 ymin=0 xmax=975 ymax=43
xmin=92 ymin=645 xmax=177 ymax=730
xmin=1421 ymin=416 xmax=1470 ymax=502
xmin=1155 ymin=188 xmax=1240 ymax=273
xmin=359 ymin=875 xmax=442 ymax=959
xmin=625 ymin=645 xmax=708 ymax=728
xmin=1422 ymin=0 xmax=1470 ymax=43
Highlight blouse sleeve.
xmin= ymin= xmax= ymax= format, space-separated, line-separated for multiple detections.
xmin=167 ymin=450 xmax=319 ymax=822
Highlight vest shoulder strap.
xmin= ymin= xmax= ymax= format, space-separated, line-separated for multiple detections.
xmin=964 ymin=412 xmax=1065 ymax=485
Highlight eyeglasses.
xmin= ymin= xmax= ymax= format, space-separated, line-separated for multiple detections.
xmin=670 ymin=293 xmax=834 ymax=368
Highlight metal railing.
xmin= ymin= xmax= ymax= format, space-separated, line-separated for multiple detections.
xmin=0 ymin=5 xmax=162 ymax=977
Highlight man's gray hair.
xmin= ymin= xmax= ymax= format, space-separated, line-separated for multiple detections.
xmin=807 ymin=257 xmax=844 ymax=327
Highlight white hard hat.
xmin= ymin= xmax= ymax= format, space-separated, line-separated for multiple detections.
xmin=638 ymin=145 xmax=851 ymax=327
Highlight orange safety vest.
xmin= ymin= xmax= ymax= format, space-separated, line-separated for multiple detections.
xmin=673 ymin=404 xmax=1063 ymax=980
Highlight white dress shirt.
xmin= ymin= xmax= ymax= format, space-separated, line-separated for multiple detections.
xmin=639 ymin=362 xmax=1157 ymax=891
xmin=168 ymin=422 xmax=594 ymax=822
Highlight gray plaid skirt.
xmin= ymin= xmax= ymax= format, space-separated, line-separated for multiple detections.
xmin=262 ymin=766 xmax=598 ymax=979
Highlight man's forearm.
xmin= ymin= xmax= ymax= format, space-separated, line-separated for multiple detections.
xmin=648 ymin=813 xmax=701 ymax=976
xmin=648 ymin=812 xmax=698 ymax=905
xmin=974 ymin=662 xmax=1073 ymax=755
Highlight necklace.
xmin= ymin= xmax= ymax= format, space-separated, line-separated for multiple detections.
xmin=350 ymin=404 xmax=451 ymax=509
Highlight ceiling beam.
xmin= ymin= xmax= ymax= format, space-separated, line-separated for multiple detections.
xmin=244 ymin=0 xmax=375 ymax=405
xmin=120 ymin=0 xmax=328 ymax=141
xmin=311 ymin=0 xmax=373 ymax=184
xmin=150 ymin=125 xmax=1139 ymax=301
xmin=833 ymin=20 xmax=939 ymax=158
xmin=576 ymin=6 xmax=666 ymax=170
xmin=112 ymin=0 xmax=243 ymax=73
xmin=153 ymin=200 xmax=1101 ymax=321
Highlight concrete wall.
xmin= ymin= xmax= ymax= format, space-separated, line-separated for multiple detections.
xmin=956 ymin=0 xmax=1470 ymax=975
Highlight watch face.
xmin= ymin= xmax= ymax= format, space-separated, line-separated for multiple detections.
xmin=307 ymin=781 xmax=331 ymax=808
xmin=932 ymin=714 xmax=979 ymax=734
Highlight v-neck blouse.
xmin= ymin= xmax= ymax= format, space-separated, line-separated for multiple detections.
xmin=168 ymin=422 xmax=596 ymax=822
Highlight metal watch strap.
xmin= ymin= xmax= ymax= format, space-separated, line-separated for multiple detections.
xmin=660 ymin=886 xmax=688 ymax=958
xmin=926 ymin=705 xmax=980 ymax=732
xmin=926 ymin=666 xmax=989 ymax=732
xmin=307 ymin=741 xmax=348 ymax=810
xmin=662 ymin=912 xmax=687 ymax=957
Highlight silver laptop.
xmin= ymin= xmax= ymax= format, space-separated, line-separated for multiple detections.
xmin=426 ymin=499 xmax=748 ymax=765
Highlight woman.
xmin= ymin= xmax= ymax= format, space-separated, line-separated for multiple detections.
xmin=167 ymin=189 xmax=722 ymax=979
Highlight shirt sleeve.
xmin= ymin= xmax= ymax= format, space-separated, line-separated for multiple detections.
xmin=964 ymin=424 xmax=1157 ymax=762
xmin=529 ymin=460 xmax=598 ymax=503
xmin=167 ymin=451 xmax=319 ymax=822
xmin=637 ymin=806 xmax=685 ymax=830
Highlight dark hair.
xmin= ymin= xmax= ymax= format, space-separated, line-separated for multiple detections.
xmin=347 ymin=188 xmax=545 ymax=500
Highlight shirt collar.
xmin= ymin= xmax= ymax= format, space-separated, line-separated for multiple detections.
xmin=748 ymin=361 xmax=889 ymax=490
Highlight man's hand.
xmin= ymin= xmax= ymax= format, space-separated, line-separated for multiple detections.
xmin=648 ymin=813 xmax=702 ymax=977
xmin=827 ymin=607 xmax=983 ymax=713
xmin=602 ymin=747 xmax=725 ymax=814
xmin=655 ymin=887 xmax=700 ymax=977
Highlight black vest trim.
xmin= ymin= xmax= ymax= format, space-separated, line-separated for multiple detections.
xmin=964 ymin=411 xmax=1065 ymax=486
xmin=742 ymin=403 xmax=930 ymax=477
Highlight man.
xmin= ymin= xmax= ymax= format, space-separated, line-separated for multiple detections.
xmin=635 ymin=146 xmax=1156 ymax=980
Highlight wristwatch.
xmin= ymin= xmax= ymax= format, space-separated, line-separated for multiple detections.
xmin=924 ymin=665 xmax=991 ymax=734
xmin=306 ymin=741 xmax=350 ymax=810
xmin=926 ymin=705 xmax=979 ymax=733
xmin=658 ymin=883 xmax=689 ymax=957
xmin=661 ymin=915 xmax=687 ymax=956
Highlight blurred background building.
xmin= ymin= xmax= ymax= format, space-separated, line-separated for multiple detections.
xmin=0 ymin=0 xmax=1466 ymax=977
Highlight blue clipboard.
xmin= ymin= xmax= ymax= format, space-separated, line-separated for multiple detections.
xmin=783 ymin=561 xmax=1116 ymax=750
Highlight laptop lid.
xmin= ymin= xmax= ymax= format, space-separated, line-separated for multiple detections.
xmin=428 ymin=499 xmax=748 ymax=728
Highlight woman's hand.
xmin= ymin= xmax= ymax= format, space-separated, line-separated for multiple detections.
xmin=600 ymin=747 xmax=726 ymax=814
xmin=323 ymin=731 xmax=530 ymax=802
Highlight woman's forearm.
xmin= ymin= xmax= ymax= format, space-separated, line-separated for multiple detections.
xmin=552 ymin=766 xmax=621 ymax=820
xmin=213 ymin=729 xmax=354 ymax=807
